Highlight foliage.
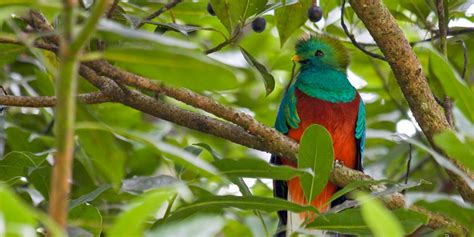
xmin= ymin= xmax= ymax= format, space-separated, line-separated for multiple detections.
xmin=0 ymin=0 xmax=474 ymax=236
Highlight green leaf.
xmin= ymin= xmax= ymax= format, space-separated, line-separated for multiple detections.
xmin=0 ymin=42 xmax=24 ymax=66
xmin=167 ymin=195 xmax=317 ymax=221
xmin=213 ymin=158 xmax=307 ymax=180
xmin=69 ymin=184 xmax=112 ymax=209
xmin=308 ymin=208 xmax=427 ymax=235
xmin=434 ymin=131 xmax=474 ymax=173
xmin=209 ymin=0 xmax=267 ymax=34
xmin=298 ymin=124 xmax=334 ymax=203
xmin=240 ymin=47 xmax=275 ymax=96
xmin=415 ymin=199 xmax=474 ymax=229
xmin=77 ymin=129 xmax=127 ymax=187
xmin=358 ymin=193 xmax=404 ymax=237
xmin=69 ymin=203 xmax=102 ymax=237
xmin=425 ymin=45 xmax=474 ymax=123
xmin=76 ymin=122 xmax=220 ymax=178
xmin=0 ymin=151 xmax=48 ymax=181
xmin=275 ymin=0 xmax=311 ymax=46
xmin=147 ymin=214 xmax=225 ymax=237
xmin=103 ymin=46 xmax=239 ymax=92
xmin=108 ymin=188 xmax=175 ymax=237
xmin=325 ymin=179 xmax=396 ymax=205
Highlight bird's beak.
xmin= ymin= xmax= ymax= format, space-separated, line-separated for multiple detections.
xmin=291 ymin=55 xmax=301 ymax=62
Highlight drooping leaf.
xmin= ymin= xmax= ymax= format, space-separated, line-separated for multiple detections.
xmin=275 ymin=0 xmax=311 ymax=46
xmin=240 ymin=47 xmax=275 ymax=96
xmin=213 ymin=158 xmax=307 ymax=180
xmin=298 ymin=124 xmax=334 ymax=203
xmin=358 ymin=193 xmax=404 ymax=237
xmin=425 ymin=45 xmax=474 ymax=123
xmin=308 ymin=208 xmax=427 ymax=235
xmin=167 ymin=195 xmax=317 ymax=221
xmin=69 ymin=184 xmax=112 ymax=209
xmin=108 ymin=188 xmax=176 ymax=237
xmin=0 ymin=151 xmax=48 ymax=181
xmin=434 ymin=131 xmax=474 ymax=173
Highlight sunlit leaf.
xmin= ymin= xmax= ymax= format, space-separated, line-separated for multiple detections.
xmin=358 ymin=192 xmax=404 ymax=237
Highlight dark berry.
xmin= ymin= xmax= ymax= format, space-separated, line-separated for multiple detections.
xmin=307 ymin=5 xmax=323 ymax=22
xmin=207 ymin=2 xmax=215 ymax=16
xmin=251 ymin=17 xmax=266 ymax=33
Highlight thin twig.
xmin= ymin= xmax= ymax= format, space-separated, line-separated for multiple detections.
xmin=136 ymin=0 xmax=183 ymax=28
xmin=456 ymin=40 xmax=468 ymax=81
xmin=341 ymin=0 xmax=386 ymax=61
xmin=402 ymin=144 xmax=412 ymax=195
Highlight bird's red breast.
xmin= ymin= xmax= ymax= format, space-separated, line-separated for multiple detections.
xmin=281 ymin=88 xmax=360 ymax=216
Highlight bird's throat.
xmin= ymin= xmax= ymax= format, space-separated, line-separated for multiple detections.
xmin=295 ymin=68 xmax=356 ymax=103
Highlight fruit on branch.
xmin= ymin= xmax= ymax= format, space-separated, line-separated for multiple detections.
xmin=307 ymin=5 xmax=323 ymax=22
xmin=251 ymin=17 xmax=266 ymax=33
xmin=207 ymin=2 xmax=215 ymax=16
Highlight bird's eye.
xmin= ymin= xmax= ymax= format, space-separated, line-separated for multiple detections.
xmin=315 ymin=50 xmax=324 ymax=57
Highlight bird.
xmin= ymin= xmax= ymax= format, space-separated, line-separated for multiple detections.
xmin=270 ymin=34 xmax=365 ymax=236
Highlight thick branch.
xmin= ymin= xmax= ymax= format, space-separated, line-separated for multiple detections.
xmin=349 ymin=0 xmax=474 ymax=203
xmin=0 ymin=92 xmax=111 ymax=107
xmin=85 ymin=60 xmax=299 ymax=162
xmin=15 ymin=10 xmax=468 ymax=235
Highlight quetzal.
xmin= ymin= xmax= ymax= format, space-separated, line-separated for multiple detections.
xmin=270 ymin=35 xmax=366 ymax=235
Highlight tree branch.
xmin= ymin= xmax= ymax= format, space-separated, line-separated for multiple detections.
xmin=9 ymin=9 xmax=468 ymax=235
xmin=136 ymin=0 xmax=183 ymax=28
xmin=348 ymin=0 xmax=474 ymax=202
xmin=340 ymin=0 xmax=386 ymax=61
xmin=0 ymin=92 xmax=111 ymax=107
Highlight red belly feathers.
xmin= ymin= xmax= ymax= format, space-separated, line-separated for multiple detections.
xmin=282 ymin=88 xmax=360 ymax=214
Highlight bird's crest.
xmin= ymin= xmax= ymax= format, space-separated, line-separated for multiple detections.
xmin=295 ymin=34 xmax=350 ymax=69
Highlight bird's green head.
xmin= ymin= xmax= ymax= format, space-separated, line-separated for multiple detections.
xmin=293 ymin=34 xmax=350 ymax=71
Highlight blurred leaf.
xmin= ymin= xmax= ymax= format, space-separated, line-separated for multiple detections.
xmin=0 ymin=43 xmax=24 ymax=66
xmin=147 ymin=214 xmax=225 ymax=237
xmin=240 ymin=47 xmax=275 ymax=96
xmin=103 ymin=46 xmax=239 ymax=92
xmin=167 ymin=195 xmax=317 ymax=221
xmin=325 ymin=179 xmax=396 ymax=205
xmin=358 ymin=192 xmax=404 ymax=237
xmin=0 ymin=151 xmax=47 ymax=181
xmin=298 ymin=124 xmax=334 ymax=203
xmin=108 ymin=188 xmax=175 ymax=237
xmin=426 ymin=45 xmax=474 ymax=123
xmin=434 ymin=131 xmax=474 ymax=173
xmin=275 ymin=0 xmax=311 ymax=46
xmin=0 ymin=184 xmax=36 ymax=232
xmin=69 ymin=184 xmax=112 ymax=209
xmin=121 ymin=175 xmax=178 ymax=194
xmin=415 ymin=199 xmax=474 ymax=229
xmin=308 ymin=208 xmax=427 ymax=235
xmin=77 ymin=129 xmax=127 ymax=187
xmin=213 ymin=157 xmax=307 ymax=180
xmin=76 ymin=122 xmax=220 ymax=179
xmin=69 ymin=203 xmax=102 ymax=237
